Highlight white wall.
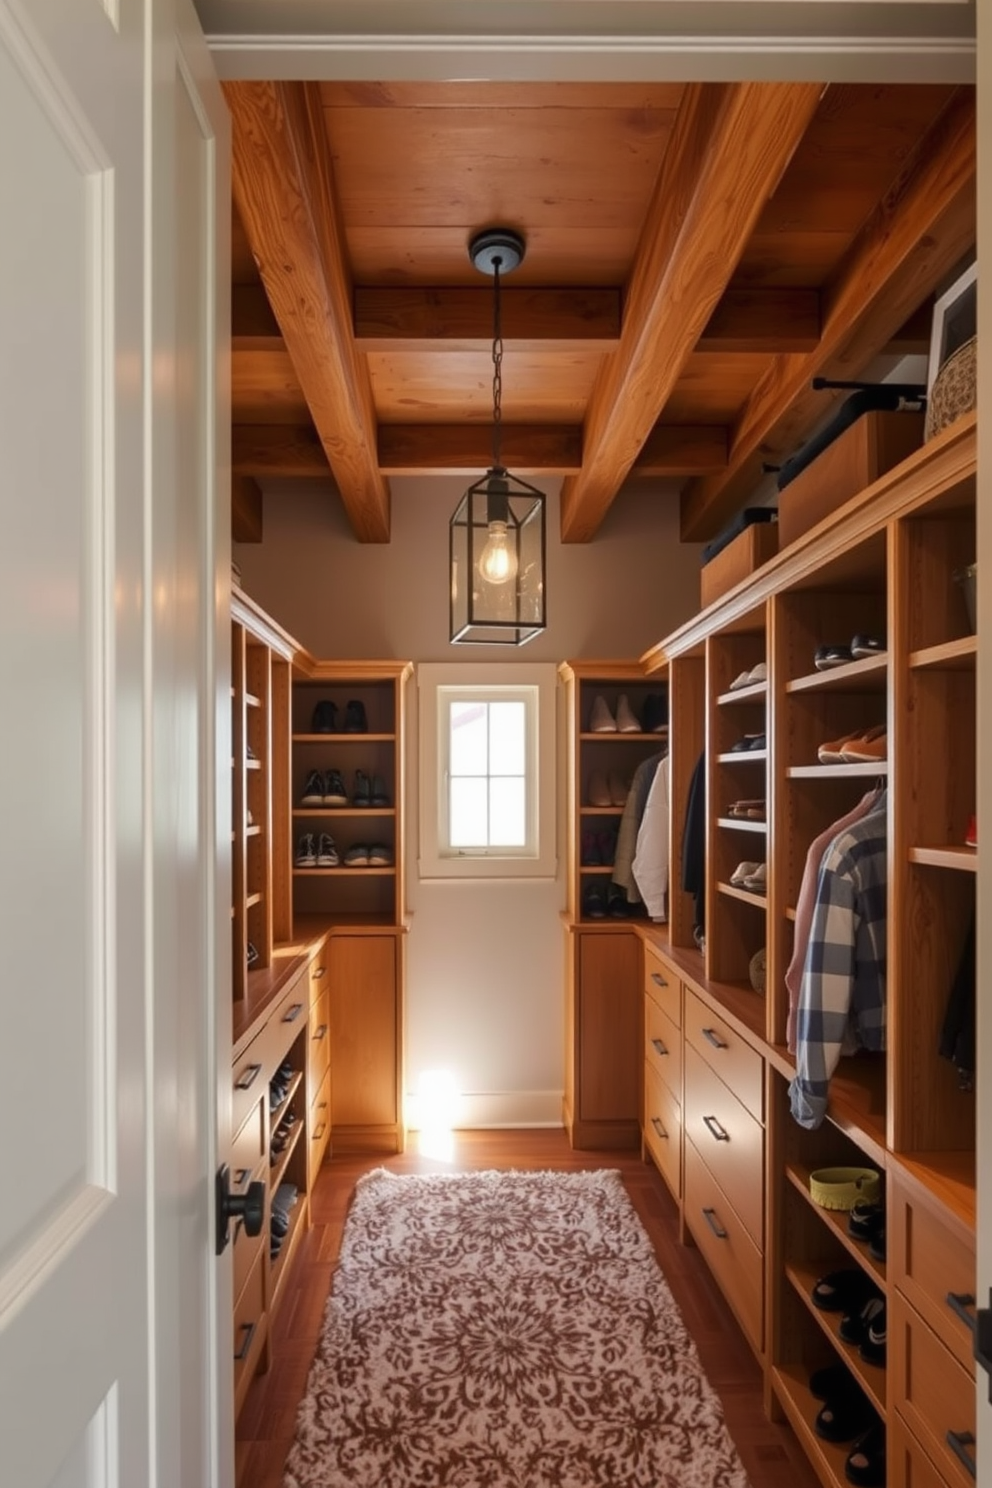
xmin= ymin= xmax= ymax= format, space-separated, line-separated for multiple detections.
xmin=235 ymin=474 xmax=703 ymax=1125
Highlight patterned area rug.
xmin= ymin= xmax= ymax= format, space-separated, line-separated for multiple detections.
xmin=285 ymin=1168 xmax=752 ymax=1488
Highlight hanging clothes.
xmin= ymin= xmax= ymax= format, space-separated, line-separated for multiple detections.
xmin=939 ymin=914 xmax=976 ymax=1089
xmin=612 ymin=751 xmax=665 ymax=903
xmin=786 ymin=787 xmax=885 ymax=1052
xmin=681 ymin=751 xmax=706 ymax=936
xmin=631 ymin=754 xmax=670 ymax=920
xmin=789 ymin=803 xmax=887 ymax=1130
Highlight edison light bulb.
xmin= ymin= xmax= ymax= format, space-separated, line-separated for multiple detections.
xmin=478 ymin=520 xmax=516 ymax=585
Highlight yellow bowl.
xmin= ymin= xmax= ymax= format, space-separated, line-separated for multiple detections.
xmin=808 ymin=1167 xmax=881 ymax=1211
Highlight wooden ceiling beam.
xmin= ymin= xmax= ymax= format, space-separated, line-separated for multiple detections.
xmin=377 ymin=424 xmax=582 ymax=476
xmin=355 ymin=287 xmax=620 ymax=352
xmin=232 ymin=424 xmax=332 ymax=479
xmin=699 ymin=288 xmax=820 ymax=353
xmin=232 ymin=475 xmax=263 ymax=543
xmin=633 ymin=424 xmax=728 ymax=476
xmin=559 ymin=81 xmax=824 ymax=543
xmin=224 ymin=80 xmax=390 ymax=542
xmin=680 ymin=88 xmax=976 ymax=542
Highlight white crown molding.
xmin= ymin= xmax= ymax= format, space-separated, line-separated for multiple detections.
xmin=195 ymin=0 xmax=975 ymax=81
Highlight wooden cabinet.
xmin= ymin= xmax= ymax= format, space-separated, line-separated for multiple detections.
xmin=562 ymin=926 xmax=641 ymax=1148
xmin=638 ymin=415 xmax=978 ymax=1488
xmin=327 ymin=932 xmax=404 ymax=1153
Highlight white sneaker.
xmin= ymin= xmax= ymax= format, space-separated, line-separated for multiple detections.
xmin=616 ymin=694 xmax=641 ymax=732
xmin=589 ymin=695 xmax=616 ymax=732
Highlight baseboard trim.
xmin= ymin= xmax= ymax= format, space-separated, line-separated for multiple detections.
xmin=404 ymin=1089 xmax=564 ymax=1130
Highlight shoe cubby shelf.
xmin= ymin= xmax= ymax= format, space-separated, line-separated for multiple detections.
xmin=908 ymin=845 xmax=977 ymax=872
xmin=787 ymin=762 xmax=888 ymax=779
xmin=269 ymin=1070 xmax=303 ymax=1134
xmin=579 ymin=729 xmax=668 ymax=742
xmin=784 ymin=1260 xmax=886 ymax=1418
xmin=910 ymin=635 xmax=976 ymax=670
xmin=717 ymin=750 xmax=767 ymax=764
xmin=717 ymin=817 xmax=767 ymax=833
xmin=716 ymin=681 xmax=767 ymax=705
xmin=268 ymin=1193 xmax=307 ymax=1317
xmin=772 ymin=1365 xmax=858 ymax=1488
xmin=785 ymin=656 xmax=887 ymax=694
xmin=716 ymin=881 xmax=768 ymax=909
xmin=293 ymin=732 xmax=395 ymax=743
xmin=784 ymin=1163 xmax=887 ymax=1291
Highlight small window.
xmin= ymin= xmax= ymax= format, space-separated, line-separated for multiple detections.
xmin=418 ymin=664 xmax=557 ymax=880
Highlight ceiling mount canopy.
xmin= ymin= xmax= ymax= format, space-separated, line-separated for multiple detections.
xmin=450 ymin=227 xmax=548 ymax=647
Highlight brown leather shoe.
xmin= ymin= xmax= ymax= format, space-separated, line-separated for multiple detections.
xmin=839 ymin=725 xmax=887 ymax=763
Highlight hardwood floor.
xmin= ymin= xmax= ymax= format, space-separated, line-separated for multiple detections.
xmin=235 ymin=1130 xmax=819 ymax=1487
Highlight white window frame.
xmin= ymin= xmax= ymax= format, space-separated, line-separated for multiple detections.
xmin=418 ymin=662 xmax=557 ymax=880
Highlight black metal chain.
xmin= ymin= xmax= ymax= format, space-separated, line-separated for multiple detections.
xmin=491 ymin=257 xmax=503 ymax=471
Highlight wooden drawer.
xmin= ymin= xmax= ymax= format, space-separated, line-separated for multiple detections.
xmin=644 ymin=995 xmax=681 ymax=1101
xmin=232 ymin=1042 xmax=268 ymax=1138
xmin=683 ymin=1042 xmax=764 ymax=1248
xmin=890 ymin=1171 xmax=976 ymax=1377
xmin=309 ymin=1066 xmax=332 ymax=1189
xmin=684 ymin=987 xmax=763 ymax=1123
xmin=232 ymin=1180 xmax=265 ymax=1304
xmin=309 ymin=938 xmax=328 ymax=1007
xmin=643 ymin=1059 xmax=681 ymax=1200
xmin=230 ymin=1099 xmax=265 ymax=1187
xmin=256 ymin=967 xmax=309 ymax=1073
xmin=233 ymin=1248 xmax=266 ymax=1417
xmin=684 ymin=1137 xmax=763 ymax=1354
xmin=891 ymin=1412 xmax=957 ymax=1488
xmin=643 ymin=944 xmax=680 ymax=1027
xmin=308 ymin=989 xmax=330 ymax=1094
xmin=891 ymin=1290 xmax=977 ymax=1487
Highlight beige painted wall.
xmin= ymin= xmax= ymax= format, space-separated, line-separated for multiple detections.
xmin=235 ymin=474 xmax=703 ymax=1126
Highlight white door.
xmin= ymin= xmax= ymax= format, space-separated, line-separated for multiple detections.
xmin=0 ymin=2 xmax=231 ymax=1485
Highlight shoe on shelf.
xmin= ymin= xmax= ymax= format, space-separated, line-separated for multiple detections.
xmin=965 ymin=812 xmax=977 ymax=848
xmin=311 ymin=699 xmax=338 ymax=733
xmin=580 ymin=830 xmax=602 ymax=866
xmin=810 ymin=1268 xmax=872 ymax=1314
xmin=607 ymin=884 xmax=629 ymax=918
xmin=608 ymin=771 xmax=629 ymax=807
xmin=727 ymin=799 xmax=766 ymax=820
xmin=839 ymin=1293 xmax=885 ymax=1348
xmin=868 ymin=1225 xmax=886 ymax=1263
xmin=316 ymin=833 xmax=339 ymax=867
xmin=322 ymin=769 xmax=348 ymax=806
xmin=344 ymin=843 xmax=370 ymax=867
xmin=746 ymin=661 xmax=768 ymax=685
xmin=343 ymin=699 xmax=368 ymax=733
xmin=589 ymin=695 xmax=617 ymax=732
xmin=815 ymin=1389 xmax=876 ymax=1445
xmin=850 ymin=634 xmax=886 ymax=660
xmin=844 ymin=1422 xmax=886 ymax=1487
xmin=847 ymin=1199 xmax=884 ymax=1243
xmin=858 ymin=1300 xmax=886 ymax=1366
xmin=246 ymin=807 xmax=254 ymax=827
xmin=301 ymin=770 xmax=325 ymax=806
xmin=615 ymin=694 xmax=641 ymax=732
xmin=582 ymin=882 xmax=607 ymax=919
xmin=729 ymin=732 xmax=766 ymax=752
xmin=246 ymin=941 xmax=259 ymax=967
xmin=246 ymin=742 xmax=259 ymax=761
xmin=809 ymin=1362 xmax=853 ymax=1401
xmin=294 ymin=832 xmax=317 ymax=868
xmin=368 ymin=844 xmax=393 ymax=866
xmin=814 ymin=643 xmax=854 ymax=671
xmin=729 ymin=860 xmax=762 ymax=887
xmin=352 ymin=768 xmax=373 ymax=806
xmin=728 ymin=669 xmax=753 ymax=690
xmin=817 ymin=730 xmax=866 ymax=764
xmin=597 ymin=828 xmax=617 ymax=866
xmin=642 ymin=691 xmax=669 ymax=732
xmin=742 ymin=863 xmax=767 ymax=893
xmin=370 ymin=775 xmax=391 ymax=807
xmin=839 ymin=724 xmax=887 ymax=763
xmin=587 ymin=770 xmax=612 ymax=807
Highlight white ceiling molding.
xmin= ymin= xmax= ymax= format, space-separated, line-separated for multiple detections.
xmin=196 ymin=1 xmax=976 ymax=82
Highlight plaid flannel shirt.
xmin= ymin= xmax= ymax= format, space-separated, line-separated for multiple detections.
xmin=788 ymin=805 xmax=887 ymax=1129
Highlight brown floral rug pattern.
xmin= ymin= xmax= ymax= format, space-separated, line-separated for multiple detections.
xmin=284 ymin=1168 xmax=751 ymax=1488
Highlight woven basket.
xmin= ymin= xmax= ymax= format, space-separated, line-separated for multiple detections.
xmin=926 ymin=335 xmax=977 ymax=441
xmin=808 ymin=1166 xmax=881 ymax=1211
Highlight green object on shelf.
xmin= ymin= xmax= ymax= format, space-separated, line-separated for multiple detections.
xmin=808 ymin=1167 xmax=881 ymax=1211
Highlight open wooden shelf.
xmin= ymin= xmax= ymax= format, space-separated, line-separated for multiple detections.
xmin=716 ymin=880 xmax=768 ymax=908
xmin=292 ymin=732 xmax=395 ymax=744
xmin=246 ymin=891 xmax=262 ymax=910
xmin=292 ymin=867 xmax=395 ymax=878
xmin=772 ymin=1363 xmax=863 ymax=1488
xmin=717 ymin=749 xmax=767 ymax=764
xmin=908 ymin=845 xmax=977 ymax=871
xmin=785 ymin=1162 xmax=887 ymax=1290
xmin=788 ymin=762 xmax=888 ymax=780
xmin=269 ymin=1113 xmax=305 ymax=1194
xmin=717 ymin=816 xmax=767 ymax=833
xmin=268 ymin=1194 xmax=307 ymax=1317
xmin=786 ymin=655 xmax=887 ymax=693
xmin=910 ymin=635 xmax=976 ymax=670
xmin=245 ymin=692 xmax=261 ymax=708
xmin=292 ymin=807 xmax=395 ymax=818
xmin=716 ymin=680 xmax=767 ymax=705
xmin=784 ymin=1260 xmax=886 ymax=1417
xmin=579 ymin=729 xmax=668 ymax=742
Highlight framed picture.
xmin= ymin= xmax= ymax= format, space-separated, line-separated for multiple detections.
xmin=927 ymin=259 xmax=977 ymax=396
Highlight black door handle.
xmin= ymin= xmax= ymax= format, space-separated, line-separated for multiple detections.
xmin=216 ymin=1163 xmax=265 ymax=1256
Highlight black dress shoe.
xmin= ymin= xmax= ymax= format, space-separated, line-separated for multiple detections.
xmin=839 ymin=1293 xmax=884 ymax=1347
xmin=311 ymin=699 xmax=338 ymax=733
xmin=343 ymin=699 xmax=368 ymax=732
xmin=845 ymin=1422 xmax=886 ymax=1486
xmin=814 ymin=1387 xmax=875 ymax=1444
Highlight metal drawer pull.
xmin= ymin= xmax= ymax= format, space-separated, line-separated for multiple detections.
xmin=702 ymin=1027 xmax=728 ymax=1050
xmin=312 ymin=966 xmax=326 ymax=980
xmin=234 ymin=1167 xmax=250 ymax=1187
xmin=946 ymin=1430 xmax=976 ymax=1478
xmin=234 ymin=1320 xmax=256 ymax=1363
xmin=703 ymin=1114 xmax=730 ymax=1142
xmin=946 ymin=1291 xmax=977 ymax=1336
xmin=283 ymin=1002 xmax=304 ymax=1023
xmin=650 ymin=972 xmax=668 ymax=988
xmin=235 ymin=1062 xmax=262 ymax=1091
xmin=313 ymin=1024 xmax=328 ymax=1042
xmin=651 ymin=1037 xmax=668 ymax=1057
xmin=312 ymin=1121 xmax=327 ymax=1142
xmin=702 ymin=1207 xmax=728 ymax=1240
xmin=650 ymin=1117 xmax=668 ymax=1140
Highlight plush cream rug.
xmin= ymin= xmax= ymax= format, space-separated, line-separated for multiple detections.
xmin=284 ymin=1168 xmax=751 ymax=1488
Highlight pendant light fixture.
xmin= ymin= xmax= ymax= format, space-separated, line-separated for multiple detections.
xmin=449 ymin=228 xmax=547 ymax=645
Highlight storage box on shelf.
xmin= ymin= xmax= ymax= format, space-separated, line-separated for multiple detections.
xmin=700 ymin=520 xmax=778 ymax=608
xmin=559 ymin=662 xmax=670 ymax=1150
xmin=638 ymin=414 xmax=978 ymax=1488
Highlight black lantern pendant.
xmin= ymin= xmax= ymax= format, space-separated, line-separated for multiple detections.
xmin=449 ymin=229 xmax=547 ymax=645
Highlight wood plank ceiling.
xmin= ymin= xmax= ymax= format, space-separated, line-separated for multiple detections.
xmin=225 ymin=80 xmax=975 ymax=545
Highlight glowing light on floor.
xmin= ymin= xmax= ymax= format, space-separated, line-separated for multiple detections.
xmin=411 ymin=1069 xmax=462 ymax=1162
